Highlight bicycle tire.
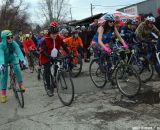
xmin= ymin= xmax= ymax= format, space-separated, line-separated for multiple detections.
xmin=115 ymin=64 xmax=141 ymax=98
xmin=155 ymin=61 xmax=160 ymax=76
xmin=70 ymin=55 xmax=83 ymax=77
xmin=57 ymin=70 xmax=74 ymax=106
xmin=11 ymin=78 xmax=24 ymax=108
xmin=42 ymin=71 xmax=54 ymax=97
xmin=89 ymin=59 xmax=107 ymax=88
xmin=139 ymin=62 xmax=154 ymax=83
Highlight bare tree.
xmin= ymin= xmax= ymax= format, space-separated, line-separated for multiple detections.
xmin=38 ymin=0 xmax=70 ymax=23
xmin=0 ymin=0 xmax=31 ymax=32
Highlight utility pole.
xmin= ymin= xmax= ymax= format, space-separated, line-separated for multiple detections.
xmin=70 ymin=7 xmax=72 ymax=21
xmin=91 ymin=3 xmax=93 ymax=16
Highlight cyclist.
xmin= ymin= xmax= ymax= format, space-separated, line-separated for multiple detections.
xmin=60 ymin=28 xmax=69 ymax=39
xmin=40 ymin=21 xmax=69 ymax=96
xmin=63 ymin=30 xmax=83 ymax=58
xmin=36 ymin=31 xmax=44 ymax=51
xmin=91 ymin=14 xmax=128 ymax=57
xmin=23 ymin=34 xmax=37 ymax=73
xmin=120 ymin=20 xmax=138 ymax=44
xmin=135 ymin=16 xmax=160 ymax=60
xmin=0 ymin=30 xmax=26 ymax=103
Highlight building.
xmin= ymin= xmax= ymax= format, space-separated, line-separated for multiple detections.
xmin=68 ymin=13 xmax=104 ymax=26
xmin=117 ymin=0 xmax=160 ymax=17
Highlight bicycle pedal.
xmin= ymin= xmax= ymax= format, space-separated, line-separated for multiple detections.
xmin=17 ymin=89 xmax=25 ymax=93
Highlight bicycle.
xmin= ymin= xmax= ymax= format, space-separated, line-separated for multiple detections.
xmin=127 ymin=43 xmax=154 ymax=83
xmin=41 ymin=55 xmax=75 ymax=106
xmin=89 ymin=44 xmax=141 ymax=98
xmin=121 ymin=33 xmax=154 ymax=83
xmin=69 ymin=46 xmax=83 ymax=77
xmin=6 ymin=63 xmax=25 ymax=108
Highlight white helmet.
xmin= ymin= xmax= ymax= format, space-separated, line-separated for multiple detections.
xmin=146 ymin=16 xmax=155 ymax=22
xmin=25 ymin=34 xmax=30 ymax=37
xmin=81 ymin=25 xmax=86 ymax=30
xmin=75 ymin=25 xmax=80 ymax=29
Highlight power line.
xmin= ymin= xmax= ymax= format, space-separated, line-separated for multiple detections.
xmin=92 ymin=4 xmax=131 ymax=8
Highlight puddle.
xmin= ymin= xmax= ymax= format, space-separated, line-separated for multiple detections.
xmin=132 ymin=90 xmax=160 ymax=105
xmin=111 ymin=90 xmax=160 ymax=108
xmin=95 ymin=111 xmax=136 ymax=121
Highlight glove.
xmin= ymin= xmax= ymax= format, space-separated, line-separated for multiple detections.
xmin=19 ymin=60 xmax=27 ymax=70
xmin=19 ymin=60 xmax=24 ymax=65
xmin=23 ymin=59 xmax=27 ymax=66
xmin=50 ymin=57 xmax=55 ymax=63
xmin=0 ymin=65 xmax=5 ymax=73
xmin=122 ymin=44 xmax=129 ymax=49
xmin=104 ymin=47 xmax=111 ymax=54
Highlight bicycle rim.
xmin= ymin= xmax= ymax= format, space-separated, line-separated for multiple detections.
xmin=57 ymin=70 xmax=74 ymax=106
xmin=89 ymin=59 xmax=107 ymax=88
xmin=116 ymin=64 xmax=141 ymax=98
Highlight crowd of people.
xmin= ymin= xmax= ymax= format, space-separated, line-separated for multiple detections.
xmin=0 ymin=7 xmax=160 ymax=103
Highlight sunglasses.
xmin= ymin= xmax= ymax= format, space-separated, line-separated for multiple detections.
xmin=108 ymin=21 xmax=115 ymax=23
xmin=7 ymin=36 xmax=13 ymax=40
xmin=148 ymin=22 xmax=154 ymax=24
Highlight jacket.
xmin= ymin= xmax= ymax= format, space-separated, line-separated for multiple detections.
xmin=40 ymin=34 xmax=65 ymax=65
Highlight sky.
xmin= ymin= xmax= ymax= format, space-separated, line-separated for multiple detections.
xmin=26 ymin=0 xmax=145 ymax=24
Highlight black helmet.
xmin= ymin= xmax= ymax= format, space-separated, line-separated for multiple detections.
xmin=126 ymin=19 xmax=132 ymax=25
xmin=48 ymin=27 xmax=59 ymax=34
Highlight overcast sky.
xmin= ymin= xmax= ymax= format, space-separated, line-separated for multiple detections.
xmin=26 ymin=0 xmax=145 ymax=24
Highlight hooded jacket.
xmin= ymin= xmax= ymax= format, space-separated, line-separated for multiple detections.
xmin=40 ymin=34 xmax=67 ymax=65
xmin=0 ymin=30 xmax=24 ymax=65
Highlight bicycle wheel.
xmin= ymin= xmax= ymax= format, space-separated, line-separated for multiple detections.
xmin=33 ymin=56 xmax=39 ymax=73
xmin=57 ymin=70 xmax=74 ymax=106
xmin=139 ymin=60 xmax=153 ymax=83
xmin=115 ymin=64 xmax=141 ymax=98
xmin=89 ymin=59 xmax=107 ymax=88
xmin=42 ymin=70 xmax=54 ymax=97
xmin=11 ymin=77 xmax=24 ymax=108
xmin=70 ymin=55 xmax=83 ymax=77
xmin=131 ymin=57 xmax=153 ymax=83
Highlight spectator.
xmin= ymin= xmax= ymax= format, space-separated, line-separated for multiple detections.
xmin=79 ymin=26 xmax=90 ymax=62
xmin=30 ymin=31 xmax=38 ymax=47
xmin=155 ymin=7 xmax=160 ymax=31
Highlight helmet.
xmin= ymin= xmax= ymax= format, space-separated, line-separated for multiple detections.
xmin=81 ymin=25 xmax=86 ymax=30
xmin=71 ymin=30 xmax=78 ymax=34
xmin=60 ymin=28 xmax=68 ymax=35
xmin=48 ymin=21 xmax=59 ymax=34
xmin=25 ymin=34 xmax=30 ymax=37
xmin=126 ymin=19 xmax=132 ymax=25
xmin=48 ymin=27 xmax=59 ymax=34
xmin=43 ymin=30 xmax=48 ymax=35
xmin=131 ymin=20 xmax=138 ymax=25
xmin=103 ymin=14 xmax=115 ymax=22
xmin=146 ymin=16 xmax=155 ymax=22
xmin=75 ymin=26 xmax=80 ymax=29
xmin=50 ymin=21 xmax=59 ymax=28
xmin=1 ymin=30 xmax=13 ymax=39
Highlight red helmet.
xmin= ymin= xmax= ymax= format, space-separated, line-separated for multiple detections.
xmin=157 ymin=7 xmax=160 ymax=15
xmin=48 ymin=21 xmax=59 ymax=34
xmin=50 ymin=21 xmax=59 ymax=28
